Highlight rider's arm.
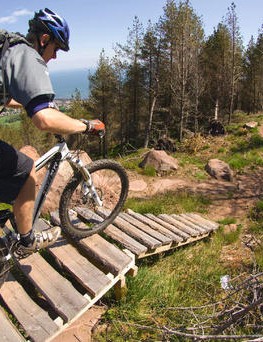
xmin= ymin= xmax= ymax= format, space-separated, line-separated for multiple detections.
xmin=32 ymin=107 xmax=87 ymax=134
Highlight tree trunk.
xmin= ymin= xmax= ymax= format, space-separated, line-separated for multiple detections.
xmin=144 ymin=95 xmax=157 ymax=148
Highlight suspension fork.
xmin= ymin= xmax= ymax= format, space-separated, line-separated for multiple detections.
xmin=68 ymin=155 xmax=103 ymax=207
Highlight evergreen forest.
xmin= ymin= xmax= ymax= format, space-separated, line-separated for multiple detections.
xmin=80 ymin=0 xmax=263 ymax=157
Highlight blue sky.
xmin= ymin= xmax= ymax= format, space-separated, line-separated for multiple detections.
xmin=1 ymin=0 xmax=262 ymax=71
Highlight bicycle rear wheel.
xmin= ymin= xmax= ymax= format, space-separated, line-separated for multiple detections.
xmin=59 ymin=159 xmax=129 ymax=238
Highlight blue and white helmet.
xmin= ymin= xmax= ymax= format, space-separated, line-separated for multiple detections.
xmin=33 ymin=8 xmax=70 ymax=51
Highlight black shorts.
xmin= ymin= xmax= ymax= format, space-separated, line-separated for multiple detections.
xmin=0 ymin=141 xmax=34 ymax=204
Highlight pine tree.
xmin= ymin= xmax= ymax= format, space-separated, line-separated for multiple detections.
xmin=88 ymin=50 xmax=119 ymax=156
xmin=160 ymin=0 xmax=204 ymax=140
xmin=224 ymin=2 xmax=243 ymax=122
xmin=141 ymin=21 xmax=161 ymax=147
xmin=116 ymin=16 xmax=146 ymax=146
xmin=200 ymin=23 xmax=232 ymax=123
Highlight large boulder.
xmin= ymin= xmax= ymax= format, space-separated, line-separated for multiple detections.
xmin=20 ymin=145 xmax=92 ymax=214
xmin=205 ymin=159 xmax=233 ymax=182
xmin=139 ymin=150 xmax=178 ymax=175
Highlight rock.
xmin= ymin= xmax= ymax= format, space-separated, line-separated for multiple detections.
xmin=209 ymin=120 xmax=225 ymax=136
xmin=223 ymin=224 xmax=238 ymax=234
xmin=20 ymin=145 xmax=92 ymax=214
xmin=154 ymin=136 xmax=176 ymax=152
xmin=205 ymin=159 xmax=233 ymax=182
xmin=182 ymin=129 xmax=195 ymax=139
xmin=243 ymin=121 xmax=258 ymax=129
xmin=129 ymin=179 xmax=148 ymax=192
xmin=139 ymin=150 xmax=178 ymax=175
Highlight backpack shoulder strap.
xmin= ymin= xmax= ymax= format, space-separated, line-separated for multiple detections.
xmin=0 ymin=30 xmax=32 ymax=112
xmin=0 ymin=29 xmax=32 ymax=56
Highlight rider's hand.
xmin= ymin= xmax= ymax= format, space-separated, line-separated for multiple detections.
xmin=81 ymin=119 xmax=105 ymax=137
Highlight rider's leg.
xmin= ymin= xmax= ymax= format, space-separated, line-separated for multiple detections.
xmin=0 ymin=141 xmax=60 ymax=253
xmin=13 ymin=165 xmax=36 ymax=235
xmin=13 ymin=163 xmax=61 ymax=253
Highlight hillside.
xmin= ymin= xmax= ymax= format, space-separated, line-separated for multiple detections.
xmin=90 ymin=112 xmax=263 ymax=341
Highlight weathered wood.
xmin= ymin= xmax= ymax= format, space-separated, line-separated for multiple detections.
xmin=111 ymin=216 xmax=162 ymax=249
xmin=1 ymin=273 xmax=59 ymax=342
xmin=73 ymin=208 xmax=148 ymax=257
xmin=145 ymin=214 xmax=189 ymax=240
xmin=18 ymin=253 xmax=89 ymax=322
xmin=119 ymin=213 xmax=172 ymax=245
xmin=79 ymin=234 xmax=133 ymax=276
xmin=180 ymin=213 xmax=211 ymax=232
xmin=126 ymin=209 xmax=184 ymax=243
xmin=0 ymin=307 xmax=24 ymax=342
xmin=171 ymin=214 xmax=207 ymax=234
xmin=48 ymin=237 xmax=112 ymax=297
xmin=114 ymin=275 xmax=127 ymax=300
xmin=183 ymin=213 xmax=218 ymax=231
xmin=78 ymin=207 xmax=162 ymax=250
xmin=104 ymin=224 xmax=148 ymax=257
xmin=159 ymin=214 xmax=200 ymax=237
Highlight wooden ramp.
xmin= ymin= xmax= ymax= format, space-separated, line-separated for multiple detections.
xmin=74 ymin=208 xmax=219 ymax=259
xmin=0 ymin=210 xmax=218 ymax=341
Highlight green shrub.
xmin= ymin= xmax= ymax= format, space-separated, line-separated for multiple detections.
xmin=249 ymin=200 xmax=263 ymax=222
xmin=141 ymin=165 xmax=156 ymax=177
xmin=218 ymin=217 xmax=237 ymax=225
xmin=227 ymin=154 xmax=249 ymax=170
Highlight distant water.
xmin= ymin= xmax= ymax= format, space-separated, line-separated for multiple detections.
xmin=50 ymin=68 xmax=92 ymax=99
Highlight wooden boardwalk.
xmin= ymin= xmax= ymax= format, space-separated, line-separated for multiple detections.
xmin=0 ymin=210 xmax=218 ymax=341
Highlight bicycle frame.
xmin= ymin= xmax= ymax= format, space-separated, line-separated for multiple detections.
xmin=33 ymin=135 xmax=102 ymax=228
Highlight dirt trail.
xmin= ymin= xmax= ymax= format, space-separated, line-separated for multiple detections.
xmin=129 ymin=124 xmax=263 ymax=222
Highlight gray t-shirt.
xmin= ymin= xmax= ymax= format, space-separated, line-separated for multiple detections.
xmin=1 ymin=43 xmax=54 ymax=108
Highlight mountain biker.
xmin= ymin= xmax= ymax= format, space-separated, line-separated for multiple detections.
xmin=0 ymin=8 xmax=105 ymax=257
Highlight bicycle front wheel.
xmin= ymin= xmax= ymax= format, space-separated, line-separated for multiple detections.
xmin=59 ymin=159 xmax=129 ymax=238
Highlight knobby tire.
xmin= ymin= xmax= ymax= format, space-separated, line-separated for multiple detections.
xmin=59 ymin=159 xmax=129 ymax=238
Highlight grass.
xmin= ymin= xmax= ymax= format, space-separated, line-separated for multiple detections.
xmin=94 ymin=112 xmax=263 ymax=340
xmin=0 ymin=114 xmax=21 ymax=130
xmin=125 ymin=190 xmax=211 ymax=215
xmin=95 ymin=232 xmax=235 ymax=341
xmin=0 ymin=203 xmax=12 ymax=211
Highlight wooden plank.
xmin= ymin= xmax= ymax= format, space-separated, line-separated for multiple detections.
xmin=111 ymin=216 xmax=162 ymax=249
xmin=77 ymin=207 xmax=162 ymax=250
xmin=119 ymin=213 xmax=172 ymax=245
xmin=79 ymin=234 xmax=133 ymax=276
xmin=171 ymin=215 xmax=208 ymax=234
xmin=184 ymin=213 xmax=219 ymax=230
xmin=145 ymin=214 xmax=189 ymax=240
xmin=18 ymin=253 xmax=89 ymax=322
xmin=1 ymin=273 xmax=59 ymax=342
xmin=126 ymin=209 xmax=184 ymax=243
xmin=104 ymin=224 xmax=148 ymax=257
xmin=180 ymin=214 xmax=217 ymax=232
xmin=0 ymin=307 xmax=24 ymax=342
xmin=48 ymin=237 xmax=112 ymax=297
xmin=158 ymin=214 xmax=200 ymax=237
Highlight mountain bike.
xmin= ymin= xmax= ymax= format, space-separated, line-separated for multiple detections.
xmin=0 ymin=133 xmax=129 ymax=287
